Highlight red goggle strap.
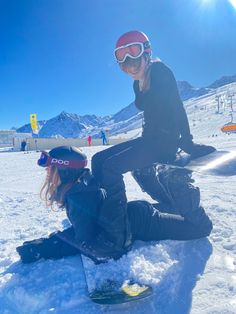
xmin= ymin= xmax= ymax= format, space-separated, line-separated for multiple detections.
xmin=38 ymin=151 xmax=88 ymax=169
xmin=49 ymin=157 xmax=87 ymax=168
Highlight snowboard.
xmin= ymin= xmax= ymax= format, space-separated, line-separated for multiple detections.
xmin=174 ymin=149 xmax=236 ymax=176
xmin=80 ymin=255 xmax=153 ymax=305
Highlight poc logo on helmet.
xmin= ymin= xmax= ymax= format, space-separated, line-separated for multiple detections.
xmin=51 ymin=158 xmax=70 ymax=166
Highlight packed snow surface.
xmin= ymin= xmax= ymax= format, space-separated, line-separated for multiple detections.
xmin=1 ymin=84 xmax=236 ymax=313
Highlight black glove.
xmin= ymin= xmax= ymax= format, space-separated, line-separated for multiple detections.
xmin=16 ymin=238 xmax=51 ymax=264
xmin=179 ymin=136 xmax=216 ymax=159
xmin=179 ymin=139 xmax=216 ymax=159
xmin=187 ymin=143 xmax=216 ymax=159
xmin=16 ymin=228 xmax=80 ymax=264
xmin=179 ymin=135 xmax=194 ymax=154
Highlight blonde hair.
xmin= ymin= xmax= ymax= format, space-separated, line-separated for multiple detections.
xmin=40 ymin=166 xmax=75 ymax=208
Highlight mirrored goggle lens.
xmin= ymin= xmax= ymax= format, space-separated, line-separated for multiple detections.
xmin=115 ymin=43 xmax=143 ymax=63
xmin=37 ymin=151 xmax=51 ymax=167
xmin=37 ymin=151 xmax=88 ymax=169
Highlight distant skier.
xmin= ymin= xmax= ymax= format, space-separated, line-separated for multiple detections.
xmin=20 ymin=139 xmax=27 ymax=152
xmin=87 ymin=135 xmax=92 ymax=146
xmin=16 ymin=146 xmax=212 ymax=264
xmin=100 ymin=130 xmax=107 ymax=145
xmin=90 ymin=30 xmax=215 ymax=258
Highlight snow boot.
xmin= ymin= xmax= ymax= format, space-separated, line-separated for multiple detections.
xmin=132 ymin=165 xmax=173 ymax=204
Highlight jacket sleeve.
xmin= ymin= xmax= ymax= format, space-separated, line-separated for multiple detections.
xmin=16 ymin=227 xmax=80 ymax=263
xmin=159 ymin=64 xmax=192 ymax=141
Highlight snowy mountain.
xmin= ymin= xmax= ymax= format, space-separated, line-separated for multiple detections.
xmin=17 ymin=120 xmax=46 ymax=133
xmin=16 ymin=112 xmax=110 ymax=138
xmin=184 ymin=82 xmax=236 ymax=141
xmin=16 ymin=107 xmax=141 ymax=139
xmin=177 ymin=74 xmax=236 ymax=101
xmin=77 ymin=114 xmax=110 ymax=127
xmin=111 ymin=101 xmax=139 ymax=123
xmin=38 ymin=112 xmax=86 ymax=138
xmin=16 ymin=74 xmax=236 ymax=139
xmin=177 ymin=81 xmax=211 ymax=101
xmin=207 ymin=74 xmax=236 ymax=89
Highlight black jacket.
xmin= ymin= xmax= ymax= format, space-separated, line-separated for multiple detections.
xmin=65 ymin=180 xmax=105 ymax=243
xmin=133 ymin=61 xmax=192 ymax=147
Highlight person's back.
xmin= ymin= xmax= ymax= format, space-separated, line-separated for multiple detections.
xmin=134 ymin=61 xmax=184 ymax=146
xmin=21 ymin=140 xmax=27 ymax=151
xmin=65 ymin=176 xmax=104 ymax=243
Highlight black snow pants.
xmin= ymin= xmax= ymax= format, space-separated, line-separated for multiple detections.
xmin=129 ymin=165 xmax=213 ymax=241
xmin=128 ymin=200 xmax=212 ymax=241
xmin=91 ymin=137 xmax=177 ymax=249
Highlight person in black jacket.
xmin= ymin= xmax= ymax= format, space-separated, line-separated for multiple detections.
xmin=16 ymin=146 xmax=212 ymax=264
xmin=91 ymin=31 xmax=215 ymax=257
xmin=20 ymin=140 xmax=27 ymax=152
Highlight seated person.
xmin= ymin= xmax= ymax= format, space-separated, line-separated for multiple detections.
xmin=17 ymin=146 xmax=213 ymax=264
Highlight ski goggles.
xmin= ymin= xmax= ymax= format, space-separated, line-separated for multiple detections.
xmin=37 ymin=151 xmax=88 ymax=169
xmin=114 ymin=41 xmax=150 ymax=63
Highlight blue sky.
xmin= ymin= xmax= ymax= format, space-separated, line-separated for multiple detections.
xmin=1 ymin=0 xmax=236 ymax=129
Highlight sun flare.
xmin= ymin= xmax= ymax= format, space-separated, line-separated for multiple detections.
xmin=200 ymin=0 xmax=236 ymax=10
xmin=229 ymin=0 xmax=236 ymax=9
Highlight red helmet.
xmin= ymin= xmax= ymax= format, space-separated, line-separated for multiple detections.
xmin=115 ymin=31 xmax=151 ymax=54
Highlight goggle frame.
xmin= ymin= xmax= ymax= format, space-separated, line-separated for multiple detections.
xmin=114 ymin=42 xmax=149 ymax=63
xmin=37 ymin=151 xmax=87 ymax=169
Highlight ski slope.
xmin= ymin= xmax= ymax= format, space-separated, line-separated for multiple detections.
xmin=1 ymin=84 xmax=236 ymax=313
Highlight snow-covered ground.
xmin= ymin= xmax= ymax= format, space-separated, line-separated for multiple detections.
xmin=1 ymin=84 xmax=236 ymax=313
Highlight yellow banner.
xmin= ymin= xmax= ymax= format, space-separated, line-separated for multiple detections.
xmin=30 ymin=114 xmax=38 ymax=133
